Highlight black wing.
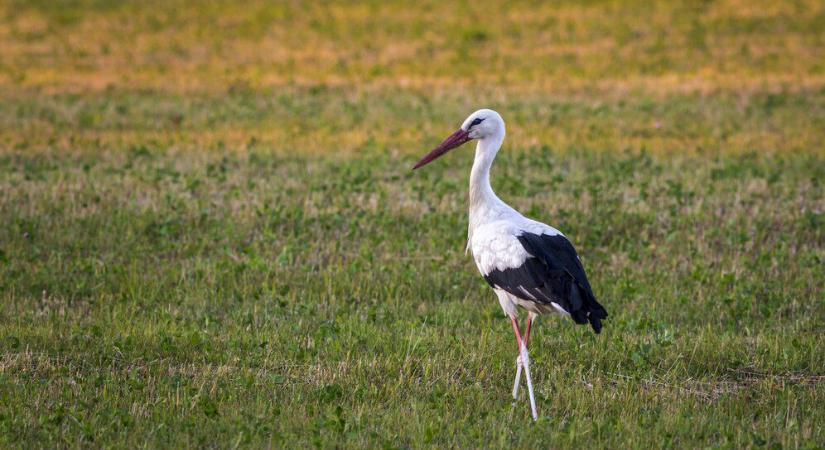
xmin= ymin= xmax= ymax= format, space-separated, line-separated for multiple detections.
xmin=483 ymin=232 xmax=608 ymax=333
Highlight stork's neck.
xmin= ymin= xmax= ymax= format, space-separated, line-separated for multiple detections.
xmin=469 ymin=134 xmax=506 ymax=218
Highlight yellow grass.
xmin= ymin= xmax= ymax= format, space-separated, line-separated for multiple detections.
xmin=1 ymin=0 xmax=823 ymax=95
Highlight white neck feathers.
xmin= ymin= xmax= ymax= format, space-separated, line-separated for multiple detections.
xmin=469 ymin=133 xmax=514 ymax=225
xmin=469 ymin=138 xmax=499 ymax=210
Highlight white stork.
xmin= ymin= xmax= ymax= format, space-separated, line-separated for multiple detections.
xmin=412 ymin=109 xmax=608 ymax=421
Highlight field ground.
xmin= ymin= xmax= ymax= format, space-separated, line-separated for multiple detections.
xmin=1 ymin=0 xmax=823 ymax=448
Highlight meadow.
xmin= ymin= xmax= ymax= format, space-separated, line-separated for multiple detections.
xmin=0 ymin=0 xmax=823 ymax=448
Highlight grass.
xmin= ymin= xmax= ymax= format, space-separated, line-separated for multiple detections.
xmin=0 ymin=0 xmax=824 ymax=448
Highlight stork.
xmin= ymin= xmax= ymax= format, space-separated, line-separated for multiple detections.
xmin=412 ymin=109 xmax=608 ymax=421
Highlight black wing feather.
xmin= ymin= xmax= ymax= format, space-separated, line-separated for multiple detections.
xmin=483 ymin=232 xmax=608 ymax=333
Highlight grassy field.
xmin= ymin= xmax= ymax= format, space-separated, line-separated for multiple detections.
xmin=1 ymin=0 xmax=824 ymax=448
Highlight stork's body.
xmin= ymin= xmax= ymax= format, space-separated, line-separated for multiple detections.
xmin=413 ymin=109 xmax=608 ymax=421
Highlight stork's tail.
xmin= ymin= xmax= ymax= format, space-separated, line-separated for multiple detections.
xmin=569 ymin=284 xmax=608 ymax=333
xmin=586 ymin=297 xmax=608 ymax=333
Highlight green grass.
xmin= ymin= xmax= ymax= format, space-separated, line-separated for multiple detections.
xmin=1 ymin=0 xmax=824 ymax=448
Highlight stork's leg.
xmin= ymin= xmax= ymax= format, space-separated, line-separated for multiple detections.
xmin=512 ymin=353 xmax=523 ymax=399
xmin=510 ymin=316 xmax=538 ymax=421
xmin=521 ymin=339 xmax=538 ymax=421
xmin=511 ymin=317 xmax=524 ymax=397
xmin=524 ymin=312 xmax=535 ymax=346
xmin=512 ymin=313 xmax=536 ymax=399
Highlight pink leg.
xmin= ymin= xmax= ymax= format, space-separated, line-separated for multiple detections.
xmin=524 ymin=312 xmax=535 ymax=347
xmin=512 ymin=317 xmax=524 ymax=400
xmin=510 ymin=316 xmax=525 ymax=350
xmin=512 ymin=313 xmax=536 ymax=399
xmin=510 ymin=316 xmax=538 ymax=420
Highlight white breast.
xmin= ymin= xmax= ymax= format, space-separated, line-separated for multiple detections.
xmin=469 ymin=217 xmax=563 ymax=275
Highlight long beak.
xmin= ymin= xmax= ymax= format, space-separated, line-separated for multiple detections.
xmin=412 ymin=129 xmax=472 ymax=170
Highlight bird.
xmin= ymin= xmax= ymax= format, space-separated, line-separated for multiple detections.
xmin=412 ymin=109 xmax=608 ymax=421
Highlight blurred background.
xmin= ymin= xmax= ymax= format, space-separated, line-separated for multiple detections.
xmin=0 ymin=0 xmax=823 ymax=448
xmin=2 ymin=0 xmax=823 ymax=154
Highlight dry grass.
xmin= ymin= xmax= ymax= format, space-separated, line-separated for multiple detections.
xmin=1 ymin=0 xmax=824 ymax=94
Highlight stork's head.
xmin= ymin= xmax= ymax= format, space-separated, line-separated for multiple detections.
xmin=412 ymin=108 xmax=505 ymax=170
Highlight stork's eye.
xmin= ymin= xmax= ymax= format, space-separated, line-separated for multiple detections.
xmin=470 ymin=117 xmax=485 ymax=128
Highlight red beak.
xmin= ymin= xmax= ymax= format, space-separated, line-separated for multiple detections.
xmin=412 ymin=129 xmax=472 ymax=170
